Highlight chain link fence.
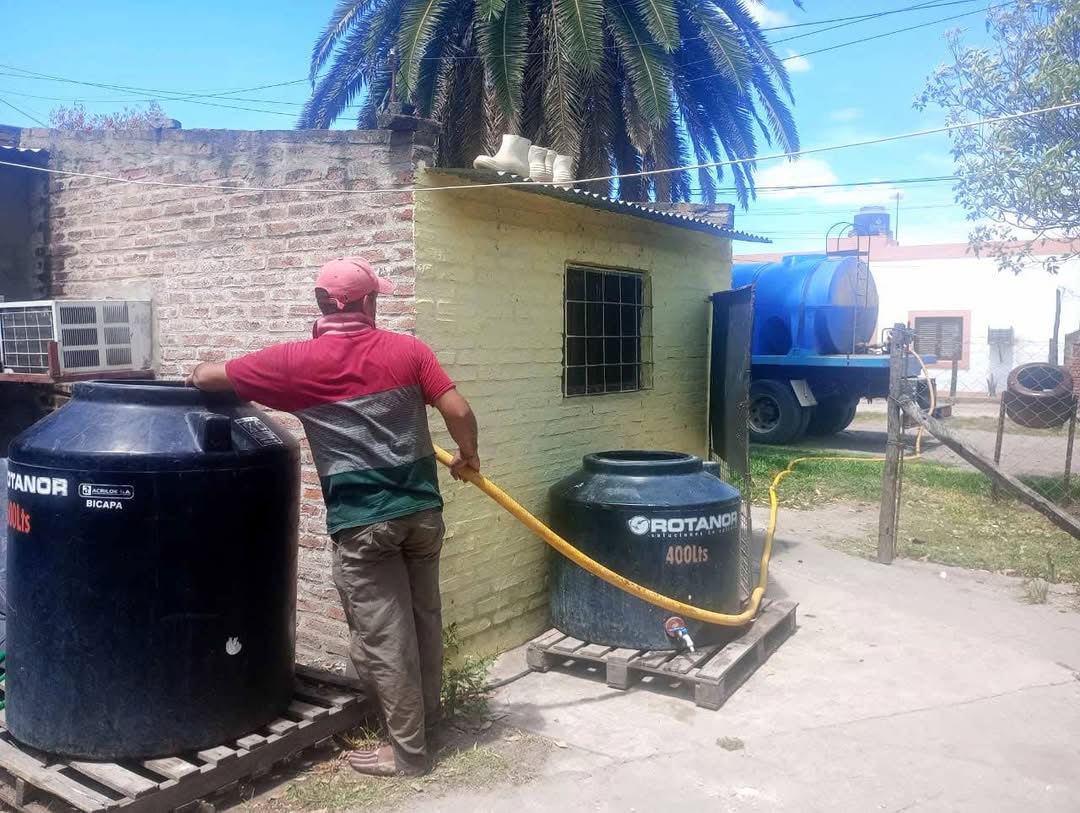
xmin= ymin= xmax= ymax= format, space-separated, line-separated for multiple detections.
xmin=869 ymin=327 xmax=1080 ymax=589
xmin=921 ymin=337 xmax=1080 ymax=510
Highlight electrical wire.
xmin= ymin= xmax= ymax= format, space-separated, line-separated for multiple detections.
xmin=0 ymin=0 xmax=999 ymax=112
xmin=690 ymin=1 xmax=1016 ymax=82
xmin=0 ymin=96 xmax=48 ymax=127
xmin=0 ymin=101 xmax=1074 ymax=197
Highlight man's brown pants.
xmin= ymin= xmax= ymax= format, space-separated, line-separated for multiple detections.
xmin=332 ymin=509 xmax=444 ymax=773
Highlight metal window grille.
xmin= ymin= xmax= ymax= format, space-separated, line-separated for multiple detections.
xmin=0 ymin=306 xmax=54 ymax=374
xmin=913 ymin=315 xmax=964 ymax=361
xmin=563 ymin=266 xmax=653 ymax=397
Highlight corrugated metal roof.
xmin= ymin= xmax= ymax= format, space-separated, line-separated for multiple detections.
xmin=0 ymin=144 xmax=48 ymax=165
xmin=426 ymin=168 xmax=770 ymax=244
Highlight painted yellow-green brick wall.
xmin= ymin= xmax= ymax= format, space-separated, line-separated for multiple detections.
xmin=414 ymin=173 xmax=733 ymax=653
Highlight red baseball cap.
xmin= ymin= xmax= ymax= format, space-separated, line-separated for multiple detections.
xmin=315 ymin=256 xmax=395 ymax=309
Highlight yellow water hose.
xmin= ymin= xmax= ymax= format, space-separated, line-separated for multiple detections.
xmin=433 ymin=445 xmax=773 ymax=627
xmin=431 ymin=344 xmax=936 ymax=628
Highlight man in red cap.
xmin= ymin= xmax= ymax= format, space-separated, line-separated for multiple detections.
xmin=188 ymin=256 xmax=479 ymax=777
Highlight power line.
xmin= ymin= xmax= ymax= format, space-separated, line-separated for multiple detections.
xmin=691 ymin=1 xmax=1014 ymax=82
xmin=0 ymin=101 xmax=1073 ymax=198
xmin=769 ymin=0 xmax=980 ymax=44
xmin=0 ymin=0 xmax=992 ymax=114
xmin=0 ymin=95 xmax=48 ymax=127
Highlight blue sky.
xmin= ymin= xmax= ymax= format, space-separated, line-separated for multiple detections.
xmin=1 ymin=1 xmax=993 ymax=253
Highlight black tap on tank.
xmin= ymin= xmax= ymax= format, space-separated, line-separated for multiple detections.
xmin=5 ymin=381 xmax=300 ymax=759
xmin=548 ymin=451 xmax=742 ymax=651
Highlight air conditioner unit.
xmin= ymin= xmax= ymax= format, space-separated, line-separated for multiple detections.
xmin=0 ymin=299 xmax=153 ymax=378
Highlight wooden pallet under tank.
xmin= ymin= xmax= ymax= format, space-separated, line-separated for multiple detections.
xmin=526 ymin=600 xmax=798 ymax=709
xmin=0 ymin=665 xmax=367 ymax=813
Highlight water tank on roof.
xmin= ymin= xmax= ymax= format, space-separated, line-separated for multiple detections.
xmin=5 ymin=381 xmax=300 ymax=758
xmin=853 ymin=206 xmax=891 ymax=237
xmin=733 ymin=254 xmax=879 ymax=356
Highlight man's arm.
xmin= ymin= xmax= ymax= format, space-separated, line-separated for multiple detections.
xmin=433 ymin=388 xmax=479 ymax=481
xmin=186 ymin=362 xmax=235 ymax=393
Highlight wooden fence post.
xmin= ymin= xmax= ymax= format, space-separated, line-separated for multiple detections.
xmin=878 ymin=323 xmax=908 ymax=564
xmin=949 ymin=357 xmax=959 ymax=399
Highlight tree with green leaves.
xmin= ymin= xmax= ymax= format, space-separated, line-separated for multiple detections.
xmin=299 ymin=0 xmax=801 ymax=204
xmin=916 ymin=0 xmax=1080 ymax=273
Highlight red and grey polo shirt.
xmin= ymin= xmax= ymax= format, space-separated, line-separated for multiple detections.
xmin=225 ymin=328 xmax=455 ymax=534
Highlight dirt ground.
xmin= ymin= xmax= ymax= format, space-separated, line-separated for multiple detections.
xmin=224 ymin=722 xmax=556 ymax=812
xmin=844 ymin=399 xmax=1080 ymax=478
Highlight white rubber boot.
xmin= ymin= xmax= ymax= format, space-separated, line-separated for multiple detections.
xmin=553 ymin=154 xmax=576 ymax=189
xmin=529 ymin=145 xmax=553 ymax=182
xmin=474 ymin=134 xmax=532 ymax=177
xmin=544 ymin=149 xmax=557 ymax=182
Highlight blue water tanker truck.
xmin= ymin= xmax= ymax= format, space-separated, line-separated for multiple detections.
xmin=732 ymin=253 xmax=928 ymax=445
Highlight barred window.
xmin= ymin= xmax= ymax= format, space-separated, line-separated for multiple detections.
xmin=563 ymin=266 xmax=652 ymax=396
xmin=914 ymin=315 xmax=964 ymax=361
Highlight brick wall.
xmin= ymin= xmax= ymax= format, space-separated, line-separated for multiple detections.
xmin=414 ymin=173 xmax=732 ymax=652
xmin=20 ymin=126 xmax=427 ymax=665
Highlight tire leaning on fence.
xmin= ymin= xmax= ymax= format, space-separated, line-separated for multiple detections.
xmin=1003 ymin=363 xmax=1079 ymax=429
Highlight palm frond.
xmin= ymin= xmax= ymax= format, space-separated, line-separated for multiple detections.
xmin=682 ymin=2 xmax=749 ymax=92
xmin=520 ymin=3 xmax=547 ymax=141
xmin=750 ymin=62 xmax=798 ymax=153
xmin=607 ymin=0 xmax=672 ymax=126
xmin=483 ymin=75 xmax=509 ymax=152
xmin=541 ymin=6 xmax=585 ymax=154
xmin=553 ymin=0 xmax=605 ymax=74
xmin=576 ymin=51 xmax=619 ymax=195
xmin=397 ymin=0 xmax=453 ymax=100
xmin=631 ymin=0 xmax=678 ymax=51
xmin=435 ymin=47 xmax=487 ymax=165
xmin=718 ymin=0 xmax=793 ymax=101
xmin=309 ymin=0 xmax=378 ymax=82
xmin=300 ymin=14 xmax=388 ymax=128
xmin=480 ymin=0 xmax=530 ymax=123
xmin=477 ymin=0 xmax=508 ymax=21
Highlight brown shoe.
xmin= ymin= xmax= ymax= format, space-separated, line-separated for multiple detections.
xmin=347 ymin=744 xmax=428 ymax=777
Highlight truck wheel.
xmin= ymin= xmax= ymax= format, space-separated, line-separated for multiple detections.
xmin=749 ymin=380 xmax=810 ymax=445
xmin=807 ymin=398 xmax=859 ymax=436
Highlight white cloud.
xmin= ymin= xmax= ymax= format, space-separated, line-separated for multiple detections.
xmin=784 ymin=50 xmax=812 ymax=73
xmin=754 ymin=157 xmax=905 ymax=207
xmin=829 ymin=108 xmax=862 ymax=123
xmin=747 ymin=3 xmax=793 ymax=29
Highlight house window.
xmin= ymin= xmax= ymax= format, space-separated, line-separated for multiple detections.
xmin=913 ymin=315 xmax=964 ymax=361
xmin=563 ymin=266 xmax=652 ymax=396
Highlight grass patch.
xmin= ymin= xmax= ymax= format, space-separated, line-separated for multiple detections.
xmin=749 ymin=445 xmax=989 ymax=508
xmin=946 ymin=415 xmax=1071 ymax=437
xmin=282 ymin=743 xmax=527 ymax=811
xmin=751 ymin=445 xmax=1080 ymax=583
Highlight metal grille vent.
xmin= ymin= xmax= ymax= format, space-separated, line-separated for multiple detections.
xmin=59 ymin=305 xmax=97 ymax=326
xmin=104 ymin=326 xmax=131 ymax=345
xmin=106 ymin=347 xmax=133 ymax=366
xmin=62 ymin=327 xmax=99 ymax=346
xmin=63 ymin=349 xmax=101 ymax=369
xmin=103 ymin=303 xmax=130 ymax=324
xmin=0 ymin=306 xmax=54 ymax=374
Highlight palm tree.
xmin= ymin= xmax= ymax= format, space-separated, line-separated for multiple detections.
xmin=299 ymin=0 xmax=800 ymax=204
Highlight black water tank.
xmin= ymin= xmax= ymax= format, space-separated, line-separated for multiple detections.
xmin=549 ymin=451 xmax=742 ymax=651
xmin=5 ymin=381 xmax=300 ymax=758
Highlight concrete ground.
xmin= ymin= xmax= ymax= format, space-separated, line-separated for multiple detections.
xmin=405 ymin=506 xmax=1080 ymax=812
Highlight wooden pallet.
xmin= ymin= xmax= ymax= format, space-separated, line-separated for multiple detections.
xmin=0 ymin=664 xmax=368 ymax=813
xmin=526 ymin=600 xmax=797 ymax=710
